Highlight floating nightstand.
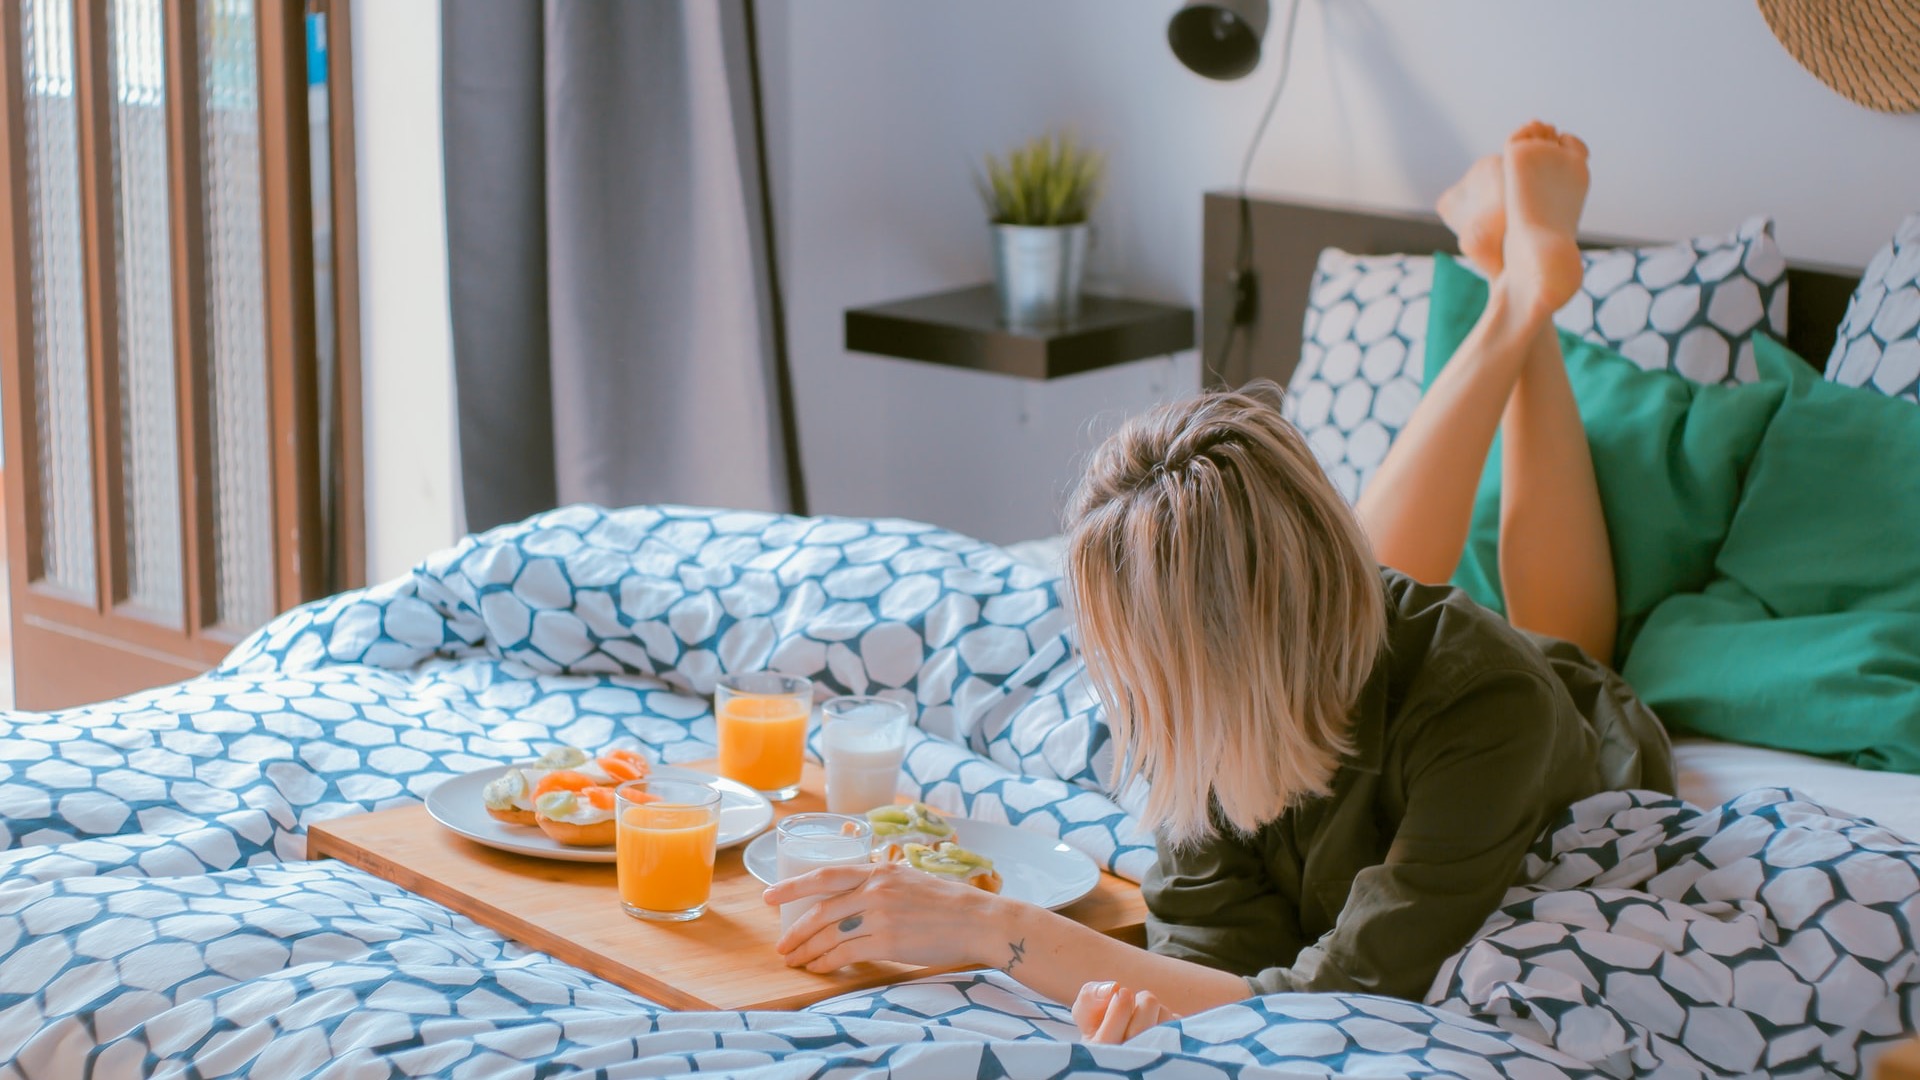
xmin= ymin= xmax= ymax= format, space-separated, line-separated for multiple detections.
xmin=844 ymin=285 xmax=1195 ymax=381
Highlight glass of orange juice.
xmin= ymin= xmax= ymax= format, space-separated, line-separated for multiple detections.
xmin=715 ymin=673 xmax=813 ymax=801
xmin=615 ymin=778 xmax=722 ymax=921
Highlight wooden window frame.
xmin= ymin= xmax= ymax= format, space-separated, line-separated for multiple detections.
xmin=0 ymin=0 xmax=362 ymax=708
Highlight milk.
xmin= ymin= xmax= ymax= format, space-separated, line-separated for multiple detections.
xmin=823 ymin=726 xmax=907 ymax=813
xmin=776 ymin=828 xmax=871 ymax=930
xmin=821 ymin=700 xmax=909 ymax=815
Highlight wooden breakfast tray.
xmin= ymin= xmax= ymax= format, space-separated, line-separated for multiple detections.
xmin=307 ymin=760 xmax=1148 ymax=1011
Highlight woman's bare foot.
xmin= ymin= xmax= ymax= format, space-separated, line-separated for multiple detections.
xmin=1499 ymin=121 xmax=1589 ymax=322
xmin=1437 ymin=154 xmax=1506 ymax=275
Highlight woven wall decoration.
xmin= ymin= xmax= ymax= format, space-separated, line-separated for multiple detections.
xmin=1757 ymin=0 xmax=1920 ymax=113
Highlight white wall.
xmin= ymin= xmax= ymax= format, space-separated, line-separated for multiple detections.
xmin=768 ymin=0 xmax=1920 ymax=542
xmin=353 ymin=0 xmax=1920 ymax=557
xmin=352 ymin=0 xmax=461 ymax=583
xmin=769 ymin=0 xmax=1206 ymax=545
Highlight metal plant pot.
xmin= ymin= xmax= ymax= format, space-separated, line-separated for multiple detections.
xmin=991 ymin=222 xmax=1090 ymax=329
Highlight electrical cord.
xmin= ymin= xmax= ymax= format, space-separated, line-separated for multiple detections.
xmin=1210 ymin=0 xmax=1305 ymax=385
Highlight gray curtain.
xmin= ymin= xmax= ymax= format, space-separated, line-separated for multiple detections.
xmin=442 ymin=0 xmax=804 ymax=532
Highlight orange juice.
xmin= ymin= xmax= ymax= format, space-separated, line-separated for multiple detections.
xmin=617 ymin=805 xmax=720 ymax=914
xmin=614 ymin=778 xmax=722 ymax=920
xmin=716 ymin=696 xmax=809 ymax=793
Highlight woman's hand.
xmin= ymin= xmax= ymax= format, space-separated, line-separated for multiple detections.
xmin=765 ymin=860 xmax=1015 ymax=973
xmin=770 ymin=861 xmax=1246 ymax=1023
xmin=1072 ymin=981 xmax=1179 ymax=1043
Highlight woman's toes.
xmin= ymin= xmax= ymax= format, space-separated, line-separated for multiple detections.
xmin=1510 ymin=119 xmax=1555 ymax=145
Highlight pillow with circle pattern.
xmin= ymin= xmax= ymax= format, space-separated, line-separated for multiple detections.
xmin=1287 ymin=217 xmax=1789 ymax=502
xmin=1284 ymin=251 xmax=1432 ymax=503
xmin=1554 ymin=216 xmax=1789 ymax=385
xmin=1824 ymin=213 xmax=1920 ymax=400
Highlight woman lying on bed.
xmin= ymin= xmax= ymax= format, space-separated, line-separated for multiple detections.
xmin=763 ymin=121 xmax=1675 ymax=1042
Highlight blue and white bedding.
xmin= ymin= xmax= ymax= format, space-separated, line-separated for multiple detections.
xmin=1 ymin=505 xmax=1917 ymax=1078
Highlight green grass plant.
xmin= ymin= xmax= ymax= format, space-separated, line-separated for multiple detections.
xmin=980 ymin=131 xmax=1104 ymax=227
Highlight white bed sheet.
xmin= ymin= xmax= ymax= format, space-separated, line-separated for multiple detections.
xmin=1005 ymin=535 xmax=1920 ymax=841
xmin=1674 ymin=736 xmax=1920 ymax=841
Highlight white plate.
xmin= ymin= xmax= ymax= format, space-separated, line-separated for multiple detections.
xmin=742 ymin=817 xmax=1099 ymax=911
xmin=425 ymin=765 xmax=774 ymax=864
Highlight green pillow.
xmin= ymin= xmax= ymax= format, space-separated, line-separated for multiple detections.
xmin=1624 ymin=333 xmax=1920 ymax=772
xmin=1714 ymin=335 xmax=1920 ymax=616
xmin=1625 ymin=578 xmax=1920 ymax=773
xmin=1423 ymin=253 xmax=1788 ymax=663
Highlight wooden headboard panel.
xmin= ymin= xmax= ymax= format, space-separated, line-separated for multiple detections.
xmin=1199 ymin=192 xmax=1865 ymax=389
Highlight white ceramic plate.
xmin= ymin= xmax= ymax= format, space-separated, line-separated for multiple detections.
xmin=742 ymin=817 xmax=1099 ymax=911
xmin=425 ymin=765 xmax=774 ymax=864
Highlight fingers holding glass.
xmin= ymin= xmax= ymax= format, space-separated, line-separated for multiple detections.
xmin=773 ymin=884 xmax=882 ymax=965
xmin=765 ymin=859 xmax=996 ymax=973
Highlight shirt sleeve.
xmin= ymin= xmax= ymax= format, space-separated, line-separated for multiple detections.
xmin=1141 ymin=813 xmax=1301 ymax=978
xmin=1247 ymin=669 xmax=1569 ymax=1000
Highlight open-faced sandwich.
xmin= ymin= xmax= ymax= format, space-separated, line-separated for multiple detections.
xmin=531 ymin=770 xmax=618 ymax=846
xmin=481 ymin=766 xmax=544 ymax=826
xmin=902 ymin=841 xmax=1003 ymax=894
xmin=865 ymin=802 xmax=956 ymax=861
xmin=481 ymin=746 xmax=651 ymax=839
xmin=482 ymin=745 xmax=590 ymax=825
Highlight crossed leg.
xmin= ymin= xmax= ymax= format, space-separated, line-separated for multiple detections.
xmin=1356 ymin=122 xmax=1618 ymax=663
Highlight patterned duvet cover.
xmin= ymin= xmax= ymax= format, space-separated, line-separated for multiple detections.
xmin=0 ymin=505 xmax=1915 ymax=1079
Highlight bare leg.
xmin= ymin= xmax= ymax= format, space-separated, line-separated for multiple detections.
xmin=1360 ymin=123 xmax=1616 ymax=661
xmin=1358 ymin=128 xmax=1546 ymax=583
xmin=1495 ymin=133 xmax=1616 ymax=661
xmin=1355 ymin=277 xmax=1537 ymax=585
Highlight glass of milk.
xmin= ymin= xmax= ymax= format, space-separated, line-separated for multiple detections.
xmin=819 ymin=696 xmax=911 ymax=815
xmin=775 ymin=813 xmax=874 ymax=931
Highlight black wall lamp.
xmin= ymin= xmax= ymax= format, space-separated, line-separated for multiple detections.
xmin=1167 ymin=0 xmax=1271 ymax=81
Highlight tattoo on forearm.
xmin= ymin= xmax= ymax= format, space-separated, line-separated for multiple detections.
xmin=1004 ymin=937 xmax=1026 ymax=972
xmin=838 ymin=915 xmax=864 ymax=933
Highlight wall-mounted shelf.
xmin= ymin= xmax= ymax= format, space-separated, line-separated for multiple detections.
xmin=844 ymin=285 xmax=1195 ymax=381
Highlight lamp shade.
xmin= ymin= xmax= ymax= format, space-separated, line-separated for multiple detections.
xmin=1167 ymin=0 xmax=1270 ymax=81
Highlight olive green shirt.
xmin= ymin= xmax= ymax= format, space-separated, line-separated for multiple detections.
xmin=1142 ymin=569 xmax=1674 ymax=1001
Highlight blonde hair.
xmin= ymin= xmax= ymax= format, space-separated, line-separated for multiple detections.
xmin=1065 ymin=381 xmax=1387 ymax=848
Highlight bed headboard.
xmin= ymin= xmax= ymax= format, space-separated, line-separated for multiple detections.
xmin=1199 ymin=192 xmax=1865 ymax=389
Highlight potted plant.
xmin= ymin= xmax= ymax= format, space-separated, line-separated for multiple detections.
xmin=980 ymin=132 xmax=1104 ymax=329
